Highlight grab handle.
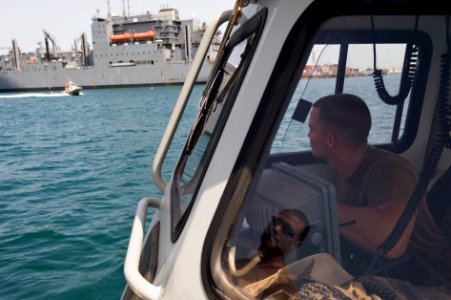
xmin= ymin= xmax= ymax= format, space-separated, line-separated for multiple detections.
xmin=124 ymin=198 xmax=161 ymax=300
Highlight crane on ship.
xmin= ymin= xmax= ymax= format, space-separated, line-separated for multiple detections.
xmin=0 ymin=40 xmax=21 ymax=71
xmin=43 ymin=30 xmax=59 ymax=61
xmin=72 ymin=33 xmax=90 ymax=66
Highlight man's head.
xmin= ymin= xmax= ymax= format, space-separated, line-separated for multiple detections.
xmin=259 ymin=209 xmax=310 ymax=259
xmin=308 ymin=93 xmax=371 ymax=159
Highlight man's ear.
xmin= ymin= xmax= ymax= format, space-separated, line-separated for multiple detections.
xmin=326 ymin=132 xmax=336 ymax=148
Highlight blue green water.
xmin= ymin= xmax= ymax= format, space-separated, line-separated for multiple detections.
xmin=0 ymin=75 xmax=400 ymax=299
xmin=0 ymin=86 xmax=201 ymax=300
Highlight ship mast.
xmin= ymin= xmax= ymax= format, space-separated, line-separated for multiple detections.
xmin=107 ymin=0 xmax=112 ymax=19
xmin=122 ymin=0 xmax=128 ymax=16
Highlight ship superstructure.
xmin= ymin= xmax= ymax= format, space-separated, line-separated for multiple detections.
xmin=0 ymin=7 xmax=219 ymax=92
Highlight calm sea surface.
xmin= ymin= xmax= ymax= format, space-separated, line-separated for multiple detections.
xmin=0 ymin=86 xmax=200 ymax=300
xmin=0 ymin=75 xmax=400 ymax=299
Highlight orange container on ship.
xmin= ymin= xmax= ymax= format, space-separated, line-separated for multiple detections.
xmin=133 ymin=31 xmax=156 ymax=40
xmin=111 ymin=32 xmax=132 ymax=42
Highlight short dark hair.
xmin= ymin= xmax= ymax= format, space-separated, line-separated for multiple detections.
xmin=313 ymin=94 xmax=371 ymax=148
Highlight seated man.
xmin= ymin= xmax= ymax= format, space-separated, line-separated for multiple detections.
xmin=308 ymin=94 xmax=451 ymax=292
xmin=234 ymin=209 xmax=310 ymax=298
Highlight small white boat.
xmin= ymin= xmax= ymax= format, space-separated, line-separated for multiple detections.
xmin=64 ymin=80 xmax=82 ymax=96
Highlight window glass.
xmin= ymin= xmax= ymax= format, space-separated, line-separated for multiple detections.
xmin=343 ymin=43 xmax=410 ymax=143
xmin=172 ymin=43 xmax=245 ymax=231
xmin=272 ymin=41 xmax=414 ymax=154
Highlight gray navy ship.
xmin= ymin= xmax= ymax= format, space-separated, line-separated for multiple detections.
xmin=0 ymin=6 xmax=219 ymax=92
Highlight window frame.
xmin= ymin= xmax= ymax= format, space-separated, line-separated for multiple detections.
xmin=265 ymin=28 xmax=432 ymax=164
xmin=310 ymin=29 xmax=431 ymax=152
xmin=170 ymin=8 xmax=268 ymax=242
xmin=202 ymin=2 xmax=441 ymax=298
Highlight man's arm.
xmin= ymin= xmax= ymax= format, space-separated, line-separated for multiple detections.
xmin=337 ymin=201 xmax=416 ymax=259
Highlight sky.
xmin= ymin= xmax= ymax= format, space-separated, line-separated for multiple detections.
xmin=312 ymin=44 xmax=404 ymax=70
xmin=0 ymin=1 xmax=404 ymax=69
xmin=0 ymin=0 xmax=236 ymax=53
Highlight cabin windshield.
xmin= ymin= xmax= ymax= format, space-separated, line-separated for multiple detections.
xmin=170 ymin=7 xmax=267 ymax=240
xmin=274 ymin=42 xmax=413 ymax=153
xmin=215 ymin=11 xmax=451 ymax=300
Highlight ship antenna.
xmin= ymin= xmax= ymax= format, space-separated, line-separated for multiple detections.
xmin=107 ymin=0 xmax=111 ymax=18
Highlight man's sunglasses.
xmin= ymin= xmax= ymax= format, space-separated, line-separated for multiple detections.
xmin=271 ymin=216 xmax=307 ymax=242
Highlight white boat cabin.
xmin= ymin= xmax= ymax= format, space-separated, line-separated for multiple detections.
xmin=122 ymin=0 xmax=451 ymax=299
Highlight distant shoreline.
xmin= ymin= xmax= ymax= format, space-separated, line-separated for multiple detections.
xmin=301 ymin=66 xmax=400 ymax=80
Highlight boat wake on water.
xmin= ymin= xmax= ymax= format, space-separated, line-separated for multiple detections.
xmin=0 ymin=92 xmax=72 ymax=99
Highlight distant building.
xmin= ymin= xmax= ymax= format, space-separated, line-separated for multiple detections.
xmin=301 ymin=63 xmax=398 ymax=79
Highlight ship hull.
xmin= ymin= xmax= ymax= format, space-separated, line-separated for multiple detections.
xmin=0 ymin=7 xmax=217 ymax=93
xmin=0 ymin=61 xmax=212 ymax=92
